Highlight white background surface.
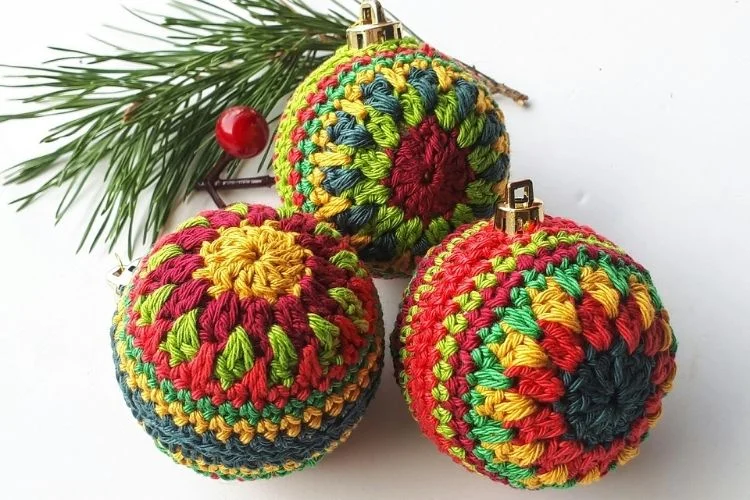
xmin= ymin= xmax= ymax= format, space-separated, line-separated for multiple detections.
xmin=1 ymin=1 xmax=748 ymax=499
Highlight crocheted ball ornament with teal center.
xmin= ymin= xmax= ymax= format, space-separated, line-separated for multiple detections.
xmin=111 ymin=204 xmax=385 ymax=480
xmin=273 ymin=38 xmax=510 ymax=278
xmin=391 ymin=217 xmax=678 ymax=489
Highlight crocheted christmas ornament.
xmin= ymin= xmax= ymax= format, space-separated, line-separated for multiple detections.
xmin=111 ymin=204 xmax=384 ymax=480
xmin=273 ymin=38 xmax=510 ymax=277
xmin=392 ymin=202 xmax=677 ymax=489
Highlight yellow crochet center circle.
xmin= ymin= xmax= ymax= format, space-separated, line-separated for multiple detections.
xmin=193 ymin=221 xmax=313 ymax=304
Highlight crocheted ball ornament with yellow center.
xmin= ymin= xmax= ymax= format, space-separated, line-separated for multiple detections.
xmin=112 ymin=204 xmax=384 ymax=480
xmin=392 ymin=215 xmax=677 ymax=489
xmin=273 ymin=38 xmax=510 ymax=277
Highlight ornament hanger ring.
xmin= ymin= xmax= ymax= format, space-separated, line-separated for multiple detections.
xmin=495 ymin=179 xmax=544 ymax=234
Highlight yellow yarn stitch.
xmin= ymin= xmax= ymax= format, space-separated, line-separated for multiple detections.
xmin=193 ymin=221 xmax=312 ymax=304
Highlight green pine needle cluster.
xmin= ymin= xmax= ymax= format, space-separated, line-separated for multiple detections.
xmin=1 ymin=0 xmax=367 ymax=254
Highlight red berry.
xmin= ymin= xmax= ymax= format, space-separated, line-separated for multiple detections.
xmin=215 ymin=106 xmax=270 ymax=159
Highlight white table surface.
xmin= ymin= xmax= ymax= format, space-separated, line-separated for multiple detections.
xmin=1 ymin=1 xmax=748 ymax=499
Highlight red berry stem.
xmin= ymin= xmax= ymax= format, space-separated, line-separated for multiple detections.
xmin=200 ymin=153 xmax=233 ymax=208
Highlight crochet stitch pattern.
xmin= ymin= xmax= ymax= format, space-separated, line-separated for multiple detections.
xmin=392 ymin=217 xmax=677 ymax=489
xmin=111 ymin=204 xmax=384 ymax=480
xmin=273 ymin=38 xmax=510 ymax=277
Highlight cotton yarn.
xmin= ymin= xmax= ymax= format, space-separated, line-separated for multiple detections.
xmin=392 ymin=216 xmax=677 ymax=489
xmin=111 ymin=204 xmax=384 ymax=479
xmin=273 ymin=38 xmax=510 ymax=277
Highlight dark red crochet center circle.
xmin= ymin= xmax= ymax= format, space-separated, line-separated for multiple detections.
xmin=386 ymin=116 xmax=473 ymax=223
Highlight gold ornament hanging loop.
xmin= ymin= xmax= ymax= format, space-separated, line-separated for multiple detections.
xmin=495 ymin=179 xmax=545 ymax=234
xmin=347 ymin=1 xmax=403 ymax=49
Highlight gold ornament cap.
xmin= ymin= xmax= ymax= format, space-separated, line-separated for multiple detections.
xmin=108 ymin=257 xmax=141 ymax=296
xmin=347 ymin=1 xmax=403 ymax=49
xmin=495 ymin=179 xmax=545 ymax=234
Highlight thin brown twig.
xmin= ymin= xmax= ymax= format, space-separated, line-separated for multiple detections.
xmin=196 ymin=152 xmax=275 ymax=207
xmin=200 ymin=153 xmax=232 ymax=208
xmin=380 ymin=1 xmax=527 ymax=106
xmin=197 ymin=176 xmax=275 ymax=191
xmin=459 ymin=63 xmax=529 ymax=106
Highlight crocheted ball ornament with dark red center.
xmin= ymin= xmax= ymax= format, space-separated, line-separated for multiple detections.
xmin=111 ymin=204 xmax=384 ymax=480
xmin=273 ymin=38 xmax=510 ymax=278
xmin=392 ymin=216 xmax=677 ymax=489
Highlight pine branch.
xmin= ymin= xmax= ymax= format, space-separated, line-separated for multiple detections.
xmin=1 ymin=0 xmax=356 ymax=254
xmin=1 ymin=0 xmax=527 ymax=255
